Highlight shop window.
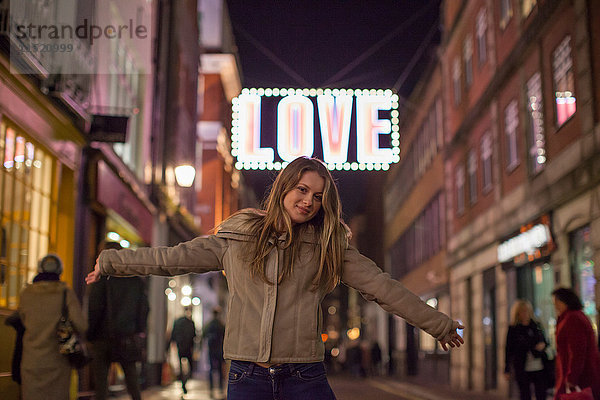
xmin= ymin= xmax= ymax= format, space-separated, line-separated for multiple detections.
xmin=468 ymin=149 xmax=477 ymax=204
xmin=569 ymin=226 xmax=597 ymax=335
xmin=526 ymin=72 xmax=546 ymax=174
xmin=500 ymin=0 xmax=513 ymax=29
xmin=463 ymin=38 xmax=473 ymax=88
xmin=504 ymin=100 xmax=519 ymax=171
xmin=552 ymin=35 xmax=576 ymax=127
xmin=516 ymin=262 xmax=556 ymax=344
xmin=452 ymin=57 xmax=461 ymax=106
xmin=456 ymin=165 xmax=465 ymax=215
xmin=481 ymin=132 xmax=493 ymax=192
xmin=0 ymin=121 xmax=56 ymax=309
xmin=476 ymin=8 xmax=488 ymax=66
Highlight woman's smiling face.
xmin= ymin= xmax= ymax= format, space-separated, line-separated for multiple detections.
xmin=283 ymin=170 xmax=325 ymax=224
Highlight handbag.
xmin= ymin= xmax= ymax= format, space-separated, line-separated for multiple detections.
xmin=57 ymin=289 xmax=91 ymax=369
xmin=559 ymin=386 xmax=594 ymax=400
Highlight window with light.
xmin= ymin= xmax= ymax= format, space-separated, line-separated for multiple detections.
xmin=476 ymin=8 xmax=488 ymax=66
xmin=504 ymin=100 xmax=519 ymax=171
xmin=463 ymin=38 xmax=473 ymax=88
xmin=0 ymin=121 xmax=56 ymax=308
xmin=456 ymin=165 xmax=465 ymax=215
xmin=552 ymin=36 xmax=576 ymax=127
xmin=468 ymin=149 xmax=478 ymax=204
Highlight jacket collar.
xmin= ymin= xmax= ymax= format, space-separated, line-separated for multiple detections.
xmin=217 ymin=209 xmax=319 ymax=244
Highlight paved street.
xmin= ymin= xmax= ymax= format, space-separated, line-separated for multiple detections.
xmin=113 ymin=374 xmax=509 ymax=400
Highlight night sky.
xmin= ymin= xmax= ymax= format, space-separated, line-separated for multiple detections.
xmin=225 ymin=0 xmax=442 ymax=218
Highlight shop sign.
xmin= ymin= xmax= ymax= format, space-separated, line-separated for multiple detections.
xmin=231 ymin=88 xmax=400 ymax=171
xmin=498 ymin=223 xmax=552 ymax=263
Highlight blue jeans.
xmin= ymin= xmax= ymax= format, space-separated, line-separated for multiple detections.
xmin=227 ymin=361 xmax=337 ymax=400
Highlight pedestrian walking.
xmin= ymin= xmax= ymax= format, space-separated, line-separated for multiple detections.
xmin=19 ymin=254 xmax=87 ymax=400
xmin=88 ymin=241 xmax=148 ymax=400
xmin=504 ymin=299 xmax=551 ymax=400
xmin=170 ymin=307 xmax=196 ymax=394
xmin=202 ymin=307 xmax=226 ymax=398
xmin=86 ymin=156 xmax=465 ymax=400
xmin=552 ymin=288 xmax=600 ymax=400
xmin=370 ymin=341 xmax=382 ymax=376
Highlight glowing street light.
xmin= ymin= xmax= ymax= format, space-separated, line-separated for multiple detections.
xmin=174 ymin=164 xmax=196 ymax=187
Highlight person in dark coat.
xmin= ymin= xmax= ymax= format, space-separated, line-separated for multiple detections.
xmin=202 ymin=307 xmax=225 ymax=397
xmin=88 ymin=241 xmax=149 ymax=400
xmin=170 ymin=307 xmax=196 ymax=394
xmin=5 ymin=311 xmax=25 ymax=384
xmin=504 ymin=299 xmax=550 ymax=400
xmin=552 ymin=288 xmax=600 ymax=400
xmin=370 ymin=341 xmax=382 ymax=376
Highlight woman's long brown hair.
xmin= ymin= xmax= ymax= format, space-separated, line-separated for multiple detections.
xmin=244 ymin=157 xmax=349 ymax=293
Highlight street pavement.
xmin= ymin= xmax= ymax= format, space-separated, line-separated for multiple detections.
xmin=112 ymin=373 xmax=510 ymax=400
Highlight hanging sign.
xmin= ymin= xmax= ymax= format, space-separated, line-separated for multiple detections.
xmin=497 ymin=216 xmax=555 ymax=264
xmin=231 ymin=88 xmax=400 ymax=171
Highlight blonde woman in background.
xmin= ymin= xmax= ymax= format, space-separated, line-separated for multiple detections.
xmin=504 ymin=299 xmax=551 ymax=400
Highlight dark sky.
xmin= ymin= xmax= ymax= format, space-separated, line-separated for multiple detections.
xmin=225 ymin=0 xmax=442 ymax=217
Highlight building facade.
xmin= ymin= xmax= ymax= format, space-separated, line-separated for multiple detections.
xmin=385 ymin=0 xmax=600 ymax=396
xmin=442 ymin=0 xmax=598 ymax=395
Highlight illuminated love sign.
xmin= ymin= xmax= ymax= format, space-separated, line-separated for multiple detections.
xmin=231 ymin=88 xmax=400 ymax=171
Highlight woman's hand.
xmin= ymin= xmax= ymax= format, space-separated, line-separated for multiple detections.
xmin=440 ymin=321 xmax=465 ymax=351
xmin=85 ymin=258 xmax=101 ymax=284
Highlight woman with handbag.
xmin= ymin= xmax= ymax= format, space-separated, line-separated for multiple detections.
xmin=18 ymin=254 xmax=88 ymax=400
xmin=86 ymin=156 xmax=465 ymax=400
xmin=552 ymin=288 xmax=600 ymax=400
xmin=504 ymin=299 xmax=551 ymax=400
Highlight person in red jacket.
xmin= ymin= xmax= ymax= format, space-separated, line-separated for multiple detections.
xmin=552 ymin=287 xmax=600 ymax=400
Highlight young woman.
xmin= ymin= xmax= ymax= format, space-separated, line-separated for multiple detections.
xmin=86 ymin=156 xmax=464 ymax=400
xmin=552 ymin=288 xmax=600 ymax=400
xmin=504 ymin=299 xmax=551 ymax=400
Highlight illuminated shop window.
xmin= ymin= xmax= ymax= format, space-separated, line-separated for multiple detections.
xmin=476 ymin=8 xmax=488 ymax=66
xmin=463 ymin=38 xmax=473 ymax=88
xmin=499 ymin=0 xmax=513 ymax=29
xmin=569 ymin=226 xmax=597 ymax=335
xmin=0 ymin=121 xmax=56 ymax=309
xmin=526 ymin=72 xmax=546 ymax=174
xmin=456 ymin=165 xmax=465 ymax=215
xmin=552 ymin=36 xmax=576 ymax=127
xmin=452 ymin=57 xmax=461 ymax=105
xmin=481 ymin=133 xmax=493 ymax=192
xmin=504 ymin=100 xmax=519 ymax=171
xmin=468 ymin=149 xmax=477 ymax=204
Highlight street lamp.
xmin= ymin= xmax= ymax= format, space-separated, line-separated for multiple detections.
xmin=174 ymin=164 xmax=196 ymax=187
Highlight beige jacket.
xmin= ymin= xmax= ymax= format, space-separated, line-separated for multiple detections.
xmin=99 ymin=210 xmax=455 ymax=363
